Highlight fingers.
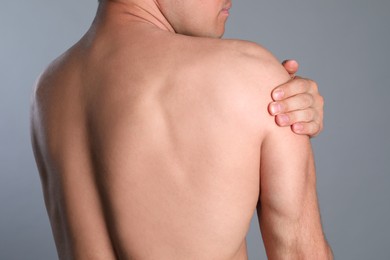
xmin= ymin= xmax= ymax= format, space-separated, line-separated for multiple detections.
xmin=292 ymin=122 xmax=322 ymax=137
xmin=274 ymin=113 xmax=323 ymax=137
xmin=269 ymin=93 xmax=314 ymax=116
xmin=274 ymin=111 xmax=323 ymax=137
xmin=272 ymin=77 xmax=316 ymax=101
xmin=275 ymin=109 xmax=321 ymax=136
xmin=282 ymin=59 xmax=299 ymax=76
xmin=270 ymin=69 xmax=325 ymax=137
xmin=274 ymin=108 xmax=317 ymax=126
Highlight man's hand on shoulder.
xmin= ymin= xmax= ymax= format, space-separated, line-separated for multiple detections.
xmin=268 ymin=60 xmax=324 ymax=138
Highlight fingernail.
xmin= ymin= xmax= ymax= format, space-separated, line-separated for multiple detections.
xmin=270 ymin=103 xmax=282 ymax=115
xmin=278 ymin=114 xmax=289 ymax=125
xmin=293 ymin=123 xmax=303 ymax=132
xmin=273 ymin=89 xmax=284 ymax=100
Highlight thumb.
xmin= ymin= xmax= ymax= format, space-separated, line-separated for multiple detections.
xmin=282 ymin=59 xmax=299 ymax=75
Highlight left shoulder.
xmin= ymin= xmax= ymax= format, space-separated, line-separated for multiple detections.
xmin=193 ymin=38 xmax=291 ymax=135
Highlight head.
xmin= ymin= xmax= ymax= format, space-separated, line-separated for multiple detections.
xmin=98 ymin=0 xmax=231 ymax=38
xmin=156 ymin=0 xmax=232 ymax=38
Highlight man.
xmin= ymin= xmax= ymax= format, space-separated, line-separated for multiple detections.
xmin=30 ymin=0 xmax=331 ymax=259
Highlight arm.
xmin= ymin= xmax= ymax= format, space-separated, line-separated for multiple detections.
xmin=269 ymin=60 xmax=324 ymax=137
xmin=258 ymin=125 xmax=332 ymax=259
xmin=257 ymin=59 xmax=332 ymax=257
xmin=221 ymin=41 xmax=331 ymax=258
xmin=247 ymin=56 xmax=332 ymax=258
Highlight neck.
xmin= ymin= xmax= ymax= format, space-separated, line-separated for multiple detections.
xmin=95 ymin=0 xmax=175 ymax=33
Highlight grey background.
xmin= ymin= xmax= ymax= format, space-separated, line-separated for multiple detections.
xmin=1 ymin=0 xmax=389 ymax=259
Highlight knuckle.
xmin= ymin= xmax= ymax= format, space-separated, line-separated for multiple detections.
xmin=309 ymin=79 xmax=319 ymax=92
xmin=318 ymin=95 xmax=325 ymax=107
xmin=313 ymin=121 xmax=320 ymax=130
xmin=315 ymin=123 xmax=322 ymax=135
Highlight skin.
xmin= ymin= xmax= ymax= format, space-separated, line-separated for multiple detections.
xmin=30 ymin=0 xmax=331 ymax=259
xmin=272 ymin=60 xmax=324 ymax=137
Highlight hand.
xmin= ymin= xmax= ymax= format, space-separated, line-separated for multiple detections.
xmin=268 ymin=60 xmax=324 ymax=137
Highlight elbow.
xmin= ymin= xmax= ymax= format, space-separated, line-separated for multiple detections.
xmin=325 ymin=244 xmax=334 ymax=260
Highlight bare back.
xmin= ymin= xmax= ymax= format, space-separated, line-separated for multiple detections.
xmin=31 ymin=21 xmax=291 ymax=259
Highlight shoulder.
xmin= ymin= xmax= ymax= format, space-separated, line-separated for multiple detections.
xmin=188 ymin=38 xmax=291 ymax=133
xmin=169 ymin=35 xmax=291 ymax=97
xmin=182 ymin=37 xmax=291 ymax=102
xmin=217 ymin=39 xmax=290 ymax=87
xmin=31 ymin=45 xmax=85 ymax=136
xmin=31 ymin=53 xmax=69 ymax=119
xmin=32 ymin=46 xmax=82 ymax=104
